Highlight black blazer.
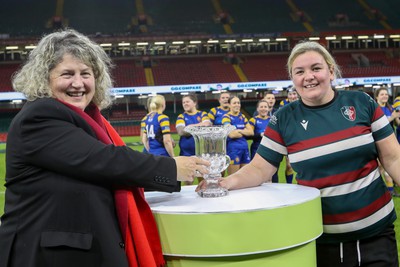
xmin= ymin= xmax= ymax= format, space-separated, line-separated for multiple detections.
xmin=0 ymin=98 xmax=178 ymax=267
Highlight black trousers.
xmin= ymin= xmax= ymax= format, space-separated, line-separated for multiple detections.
xmin=316 ymin=225 xmax=399 ymax=267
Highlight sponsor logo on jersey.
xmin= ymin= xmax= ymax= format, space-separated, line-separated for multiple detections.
xmin=270 ymin=115 xmax=278 ymax=125
xmin=341 ymin=106 xmax=356 ymax=121
xmin=300 ymin=120 xmax=308 ymax=130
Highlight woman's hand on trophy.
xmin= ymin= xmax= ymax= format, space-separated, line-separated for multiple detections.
xmin=195 ymin=179 xmax=207 ymax=192
xmin=196 ymin=177 xmax=237 ymax=191
xmin=174 ymin=156 xmax=210 ymax=182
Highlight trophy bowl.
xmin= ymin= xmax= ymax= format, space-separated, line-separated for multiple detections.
xmin=184 ymin=125 xmax=235 ymax=198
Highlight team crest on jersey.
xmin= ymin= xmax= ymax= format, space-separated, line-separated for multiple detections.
xmin=340 ymin=106 xmax=356 ymax=121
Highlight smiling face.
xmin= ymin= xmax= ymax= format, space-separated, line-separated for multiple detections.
xmin=291 ymin=51 xmax=335 ymax=106
xmin=49 ymin=54 xmax=95 ymax=110
xmin=257 ymin=101 xmax=270 ymax=117
xmin=229 ymin=96 xmax=241 ymax=114
xmin=376 ymin=89 xmax=389 ymax=106
xmin=182 ymin=96 xmax=197 ymax=113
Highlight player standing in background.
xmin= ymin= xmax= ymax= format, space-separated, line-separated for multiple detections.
xmin=142 ymin=95 xmax=175 ymax=157
xmin=374 ymin=87 xmax=400 ymax=196
xmin=176 ymin=94 xmax=211 ymax=156
xmin=249 ymin=99 xmax=271 ymax=160
xmin=222 ymin=96 xmax=254 ymax=175
xmin=393 ymin=92 xmax=400 ymax=143
xmin=277 ymin=86 xmax=299 ymax=184
xmin=208 ymin=91 xmax=230 ymax=125
xmin=176 ymin=94 xmax=211 ymax=184
xmin=263 ymin=92 xmax=278 ymax=116
xmin=140 ymin=96 xmax=152 ymax=153
xmin=279 ymin=85 xmax=299 ymax=107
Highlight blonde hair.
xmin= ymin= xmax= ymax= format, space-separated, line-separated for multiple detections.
xmin=12 ymin=29 xmax=114 ymax=109
xmin=149 ymin=95 xmax=165 ymax=112
xmin=287 ymin=41 xmax=342 ymax=81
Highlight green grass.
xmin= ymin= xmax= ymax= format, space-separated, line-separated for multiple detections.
xmin=1 ymin=136 xmax=400 ymax=259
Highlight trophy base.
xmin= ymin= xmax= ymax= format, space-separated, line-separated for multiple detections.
xmin=198 ymin=188 xmax=228 ymax=198
xmin=197 ymin=178 xmax=228 ymax=198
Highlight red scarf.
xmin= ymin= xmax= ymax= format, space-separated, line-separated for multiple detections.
xmin=58 ymin=100 xmax=165 ymax=267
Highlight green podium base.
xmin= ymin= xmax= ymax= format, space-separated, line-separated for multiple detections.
xmin=145 ymin=184 xmax=322 ymax=267
xmin=165 ymin=241 xmax=316 ymax=267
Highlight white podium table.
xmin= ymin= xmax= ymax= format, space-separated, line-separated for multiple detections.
xmin=145 ymin=183 xmax=322 ymax=267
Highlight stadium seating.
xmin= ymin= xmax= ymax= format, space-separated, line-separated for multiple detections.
xmin=1 ymin=0 xmax=400 ymax=37
xmin=1 ymin=51 xmax=398 ymax=93
xmin=113 ymin=59 xmax=148 ymax=87
xmin=144 ymin=0 xmax=222 ymax=35
xmin=295 ymin=0 xmax=382 ymax=32
xmin=1 ymin=0 xmax=400 ymax=137
xmin=0 ymin=0 xmax=55 ymax=36
xmin=109 ymin=109 xmax=147 ymax=121
xmin=220 ymin=0 xmax=304 ymax=34
xmin=64 ymin=0 xmax=135 ymax=35
xmin=152 ymin=56 xmax=240 ymax=85
xmin=361 ymin=0 xmax=400 ymax=29
xmin=0 ymin=63 xmax=20 ymax=92
xmin=333 ymin=50 xmax=400 ymax=77
xmin=240 ymin=54 xmax=289 ymax=81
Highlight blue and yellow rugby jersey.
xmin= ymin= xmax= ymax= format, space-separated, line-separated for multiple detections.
xmin=393 ymin=96 xmax=400 ymax=143
xmin=143 ymin=111 xmax=171 ymax=156
xmin=208 ymin=106 xmax=229 ymax=125
xmin=176 ymin=111 xmax=210 ymax=156
xmin=248 ymin=115 xmax=270 ymax=159
xmin=222 ymin=112 xmax=249 ymax=150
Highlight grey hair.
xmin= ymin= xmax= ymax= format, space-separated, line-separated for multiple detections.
xmin=287 ymin=41 xmax=342 ymax=81
xmin=12 ymin=29 xmax=114 ymax=109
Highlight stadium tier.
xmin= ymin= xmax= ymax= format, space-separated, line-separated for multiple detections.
xmin=1 ymin=0 xmax=399 ymax=37
xmin=1 ymin=0 xmax=400 ymax=138
xmin=1 ymin=51 xmax=400 ymax=93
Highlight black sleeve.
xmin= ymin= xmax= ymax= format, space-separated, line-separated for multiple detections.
xmin=10 ymin=99 xmax=178 ymax=192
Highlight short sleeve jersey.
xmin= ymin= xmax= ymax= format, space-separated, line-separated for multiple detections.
xmin=249 ymin=115 xmax=271 ymax=158
xmin=140 ymin=114 xmax=148 ymax=153
xmin=257 ymin=90 xmax=396 ymax=243
xmin=208 ymin=106 xmax=229 ymax=125
xmin=279 ymin=99 xmax=289 ymax=108
xmin=143 ymin=111 xmax=171 ymax=155
xmin=393 ymin=96 xmax=400 ymax=143
xmin=249 ymin=115 xmax=271 ymax=141
xmin=379 ymin=104 xmax=393 ymax=119
xmin=176 ymin=111 xmax=210 ymax=156
xmin=222 ymin=112 xmax=249 ymax=150
xmin=393 ymin=96 xmax=400 ymax=110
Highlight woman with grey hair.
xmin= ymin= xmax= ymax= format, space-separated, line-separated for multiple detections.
xmin=0 ymin=29 xmax=209 ymax=267
xmin=198 ymin=41 xmax=400 ymax=266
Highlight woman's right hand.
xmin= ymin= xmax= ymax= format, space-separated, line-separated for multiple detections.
xmin=174 ymin=156 xmax=210 ymax=182
xmin=195 ymin=177 xmax=232 ymax=192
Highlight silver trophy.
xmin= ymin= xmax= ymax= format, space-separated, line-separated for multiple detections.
xmin=184 ymin=125 xmax=235 ymax=198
